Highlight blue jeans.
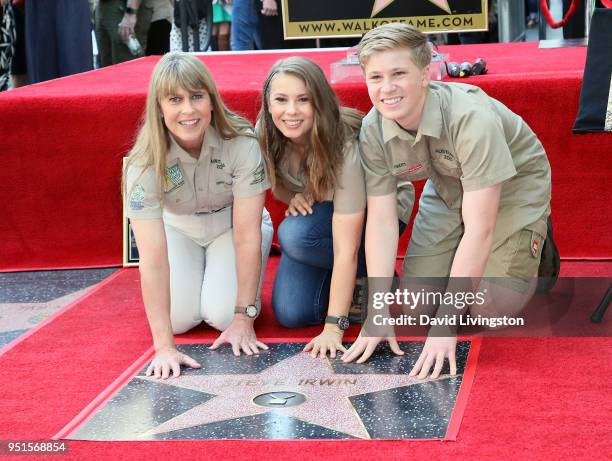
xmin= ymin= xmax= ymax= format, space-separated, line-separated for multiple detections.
xmin=230 ymin=0 xmax=261 ymax=50
xmin=272 ymin=201 xmax=406 ymax=328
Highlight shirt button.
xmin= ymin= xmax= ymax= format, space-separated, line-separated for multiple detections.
xmin=175 ymin=198 xmax=181 ymax=203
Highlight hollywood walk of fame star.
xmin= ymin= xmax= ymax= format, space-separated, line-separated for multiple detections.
xmin=137 ymin=351 xmax=452 ymax=440
xmin=371 ymin=0 xmax=452 ymax=17
xmin=0 ymin=288 xmax=89 ymax=333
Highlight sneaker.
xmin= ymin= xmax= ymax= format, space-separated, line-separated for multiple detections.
xmin=348 ymin=277 xmax=368 ymax=324
xmin=536 ymin=216 xmax=560 ymax=293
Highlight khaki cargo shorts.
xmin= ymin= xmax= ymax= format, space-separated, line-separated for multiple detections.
xmin=401 ymin=213 xmax=548 ymax=319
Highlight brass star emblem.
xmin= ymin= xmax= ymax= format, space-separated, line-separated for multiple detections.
xmin=371 ymin=0 xmax=452 ymax=17
xmin=137 ymin=352 xmax=450 ymax=439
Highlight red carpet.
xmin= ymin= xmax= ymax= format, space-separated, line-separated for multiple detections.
xmin=1 ymin=42 xmax=611 ymax=271
xmin=0 ymin=260 xmax=610 ymax=459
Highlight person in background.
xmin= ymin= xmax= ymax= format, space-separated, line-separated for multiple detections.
xmin=257 ymin=0 xmax=280 ymax=49
xmin=0 ymin=0 xmax=16 ymax=91
xmin=146 ymin=0 xmax=173 ymax=55
xmin=211 ymin=0 xmax=231 ymax=51
xmin=124 ymin=52 xmax=273 ymax=378
xmin=230 ymin=0 xmax=260 ymax=50
xmin=24 ymin=0 xmax=93 ymax=83
xmin=562 ymin=0 xmax=586 ymax=39
xmin=0 ymin=0 xmax=28 ymax=90
xmin=9 ymin=0 xmax=26 ymax=87
xmin=169 ymin=0 xmax=209 ymax=52
xmin=257 ymin=0 xmax=315 ymax=50
xmin=446 ymin=0 xmax=498 ymax=44
xmin=526 ymin=0 xmax=538 ymax=28
xmin=95 ymin=0 xmax=158 ymax=66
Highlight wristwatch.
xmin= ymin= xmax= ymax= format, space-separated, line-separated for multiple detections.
xmin=125 ymin=6 xmax=137 ymax=14
xmin=325 ymin=315 xmax=350 ymax=331
xmin=235 ymin=304 xmax=260 ymax=319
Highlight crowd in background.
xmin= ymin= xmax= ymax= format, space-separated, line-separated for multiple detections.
xmin=0 ymin=0 xmax=593 ymax=90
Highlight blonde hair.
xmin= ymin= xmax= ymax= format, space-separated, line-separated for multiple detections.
xmin=358 ymin=23 xmax=432 ymax=69
xmin=257 ymin=57 xmax=362 ymax=202
xmin=122 ymin=52 xmax=253 ymax=198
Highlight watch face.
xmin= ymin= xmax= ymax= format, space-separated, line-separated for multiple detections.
xmin=337 ymin=316 xmax=350 ymax=331
xmin=246 ymin=305 xmax=259 ymax=318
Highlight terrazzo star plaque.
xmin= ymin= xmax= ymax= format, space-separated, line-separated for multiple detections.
xmin=68 ymin=341 xmax=476 ymax=440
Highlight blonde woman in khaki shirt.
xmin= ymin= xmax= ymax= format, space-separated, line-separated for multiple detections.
xmin=124 ymin=53 xmax=273 ymax=379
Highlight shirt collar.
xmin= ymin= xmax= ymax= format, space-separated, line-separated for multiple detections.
xmin=415 ymin=85 xmax=443 ymax=142
xmin=201 ymin=125 xmax=221 ymax=153
xmin=168 ymin=125 xmax=221 ymax=163
xmin=381 ymin=116 xmax=416 ymax=144
xmin=380 ymin=85 xmax=443 ymax=145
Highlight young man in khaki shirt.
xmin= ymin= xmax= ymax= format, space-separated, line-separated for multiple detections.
xmin=342 ymin=23 xmax=558 ymax=377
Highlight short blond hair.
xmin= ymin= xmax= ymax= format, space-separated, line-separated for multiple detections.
xmin=358 ymin=23 xmax=431 ymax=69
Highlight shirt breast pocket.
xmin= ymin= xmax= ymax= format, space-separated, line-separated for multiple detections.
xmin=213 ymin=168 xmax=233 ymax=191
xmin=164 ymin=183 xmax=195 ymax=216
xmin=431 ymin=153 xmax=462 ymax=177
xmin=164 ymin=161 xmax=195 ymax=212
xmin=212 ymin=169 xmax=234 ymax=208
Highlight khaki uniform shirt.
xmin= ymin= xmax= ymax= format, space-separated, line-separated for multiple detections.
xmin=276 ymin=139 xmax=366 ymax=215
xmin=149 ymin=0 xmax=173 ymax=23
xmin=126 ymin=127 xmax=270 ymax=243
xmin=360 ymin=81 xmax=551 ymax=252
xmin=276 ymin=138 xmax=414 ymax=221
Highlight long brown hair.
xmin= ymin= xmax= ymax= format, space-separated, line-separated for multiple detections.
xmin=122 ymin=52 xmax=253 ymax=198
xmin=257 ymin=57 xmax=362 ymax=202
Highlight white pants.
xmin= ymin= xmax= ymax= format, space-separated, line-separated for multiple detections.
xmin=166 ymin=210 xmax=274 ymax=334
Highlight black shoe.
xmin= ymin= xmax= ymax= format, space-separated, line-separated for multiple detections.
xmin=536 ymin=216 xmax=560 ymax=293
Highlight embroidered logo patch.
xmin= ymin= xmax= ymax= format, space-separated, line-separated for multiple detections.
xmin=531 ymin=237 xmax=540 ymax=257
xmin=129 ymin=184 xmax=145 ymax=211
xmin=407 ymin=163 xmax=424 ymax=174
xmin=165 ymin=163 xmax=185 ymax=193
xmin=211 ymin=158 xmax=226 ymax=170
xmin=435 ymin=148 xmax=455 ymax=161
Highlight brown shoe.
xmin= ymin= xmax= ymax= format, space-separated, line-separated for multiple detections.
xmin=348 ymin=278 xmax=368 ymax=323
